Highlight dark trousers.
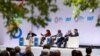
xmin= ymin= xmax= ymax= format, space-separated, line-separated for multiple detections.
xmin=63 ymin=37 xmax=68 ymax=48
xmin=56 ymin=37 xmax=64 ymax=48
xmin=40 ymin=37 xmax=45 ymax=45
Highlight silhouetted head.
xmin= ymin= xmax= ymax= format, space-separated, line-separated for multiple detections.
xmin=55 ymin=50 xmax=61 ymax=56
xmin=14 ymin=46 xmax=20 ymax=53
xmin=86 ymin=47 xmax=92 ymax=54
xmin=43 ymin=44 xmax=51 ymax=49
xmin=41 ymin=49 xmax=50 ymax=56
xmin=72 ymin=50 xmax=82 ymax=56
xmin=25 ymin=45 xmax=34 ymax=56
xmin=10 ymin=49 xmax=16 ymax=56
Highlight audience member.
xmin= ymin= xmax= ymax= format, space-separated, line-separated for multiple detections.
xmin=0 ymin=47 xmax=14 ymax=56
xmin=40 ymin=44 xmax=51 ymax=56
xmin=50 ymin=50 xmax=61 ymax=56
xmin=24 ymin=45 xmax=34 ymax=56
xmin=86 ymin=47 xmax=92 ymax=56
xmin=40 ymin=49 xmax=50 ymax=56
xmin=10 ymin=49 xmax=16 ymax=56
xmin=54 ymin=50 xmax=61 ymax=56
xmin=0 ymin=50 xmax=10 ymax=56
xmin=43 ymin=44 xmax=51 ymax=49
xmin=15 ymin=46 xmax=24 ymax=56
xmin=72 ymin=50 xmax=83 ymax=56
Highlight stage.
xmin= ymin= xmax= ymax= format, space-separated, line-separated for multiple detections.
xmin=0 ymin=46 xmax=100 ymax=56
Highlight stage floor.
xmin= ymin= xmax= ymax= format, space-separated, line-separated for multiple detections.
xmin=0 ymin=46 xmax=100 ymax=56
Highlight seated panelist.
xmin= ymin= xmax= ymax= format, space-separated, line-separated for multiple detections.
xmin=40 ymin=29 xmax=51 ymax=46
xmin=26 ymin=30 xmax=37 ymax=46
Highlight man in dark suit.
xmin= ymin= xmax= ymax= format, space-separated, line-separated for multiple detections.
xmin=26 ymin=31 xmax=37 ymax=40
xmin=73 ymin=29 xmax=79 ymax=37
xmin=26 ymin=30 xmax=37 ymax=46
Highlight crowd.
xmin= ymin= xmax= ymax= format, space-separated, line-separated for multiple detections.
xmin=0 ymin=44 xmax=92 ymax=56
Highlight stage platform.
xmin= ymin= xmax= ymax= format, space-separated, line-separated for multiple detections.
xmin=0 ymin=46 xmax=100 ymax=56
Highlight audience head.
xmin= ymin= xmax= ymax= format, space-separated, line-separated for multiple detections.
xmin=25 ymin=45 xmax=34 ymax=56
xmin=41 ymin=49 xmax=50 ymax=56
xmin=14 ymin=46 xmax=21 ymax=53
xmin=10 ymin=49 xmax=16 ymax=56
xmin=43 ymin=44 xmax=51 ymax=49
xmin=0 ymin=51 xmax=10 ymax=56
xmin=25 ymin=45 xmax=31 ymax=52
xmin=86 ymin=47 xmax=92 ymax=56
xmin=72 ymin=50 xmax=82 ymax=56
xmin=6 ymin=47 xmax=13 ymax=52
xmin=55 ymin=50 xmax=61 ymax=56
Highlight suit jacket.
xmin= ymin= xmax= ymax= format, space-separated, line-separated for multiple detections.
xmin=26 ymin=33 xmax=37 ymax=40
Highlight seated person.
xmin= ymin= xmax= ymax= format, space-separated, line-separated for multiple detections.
xmin=26 ymin=30 xmax=37 ymax=40
xmin=14 ymin=46 xmax=24 ymax=56
xmin=73 ymin=29 xmax=79 ymax=37
xmin=67 ymin=30 xmax=73 ymax=37
xmin=40 ymin=44 xmax=51 ymax=56
xmin=26 ymin=30 xmax=37 ymax=46
xmin=50 ymin=30 xmax=63 ymax=47
xmin=40 ymin=29 xmax=51 ymax=46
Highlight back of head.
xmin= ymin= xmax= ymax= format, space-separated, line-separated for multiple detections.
xmin=15 ymin=46 xmax=20 ymax=53
xmin=54 ymin=50 xmax=61 ymax=56
xmin=43 ymin=44 xmax=51 ymax=49
xmin=10 ymin=49 xmax=16 ymax=56
xmin=25 ymin=45 xmax=34 ymax=56
xmin=40 ymin=49 xmax=50 ymax=56
xmin=25 ymin=45 xmax=31 ymax=51
xmin=72 ymin=50 xmax=82 ymax=56
xmin=6 ymin=47 xmax=13 ymax=52
xmin=0 ymin=50 xmax=10 ymax=56
xmin=86 ymin=47 xmax=92 ymax=54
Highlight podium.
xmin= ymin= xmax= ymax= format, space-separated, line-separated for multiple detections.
xmin=67 ymin=37 xmax=79 ymax=48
